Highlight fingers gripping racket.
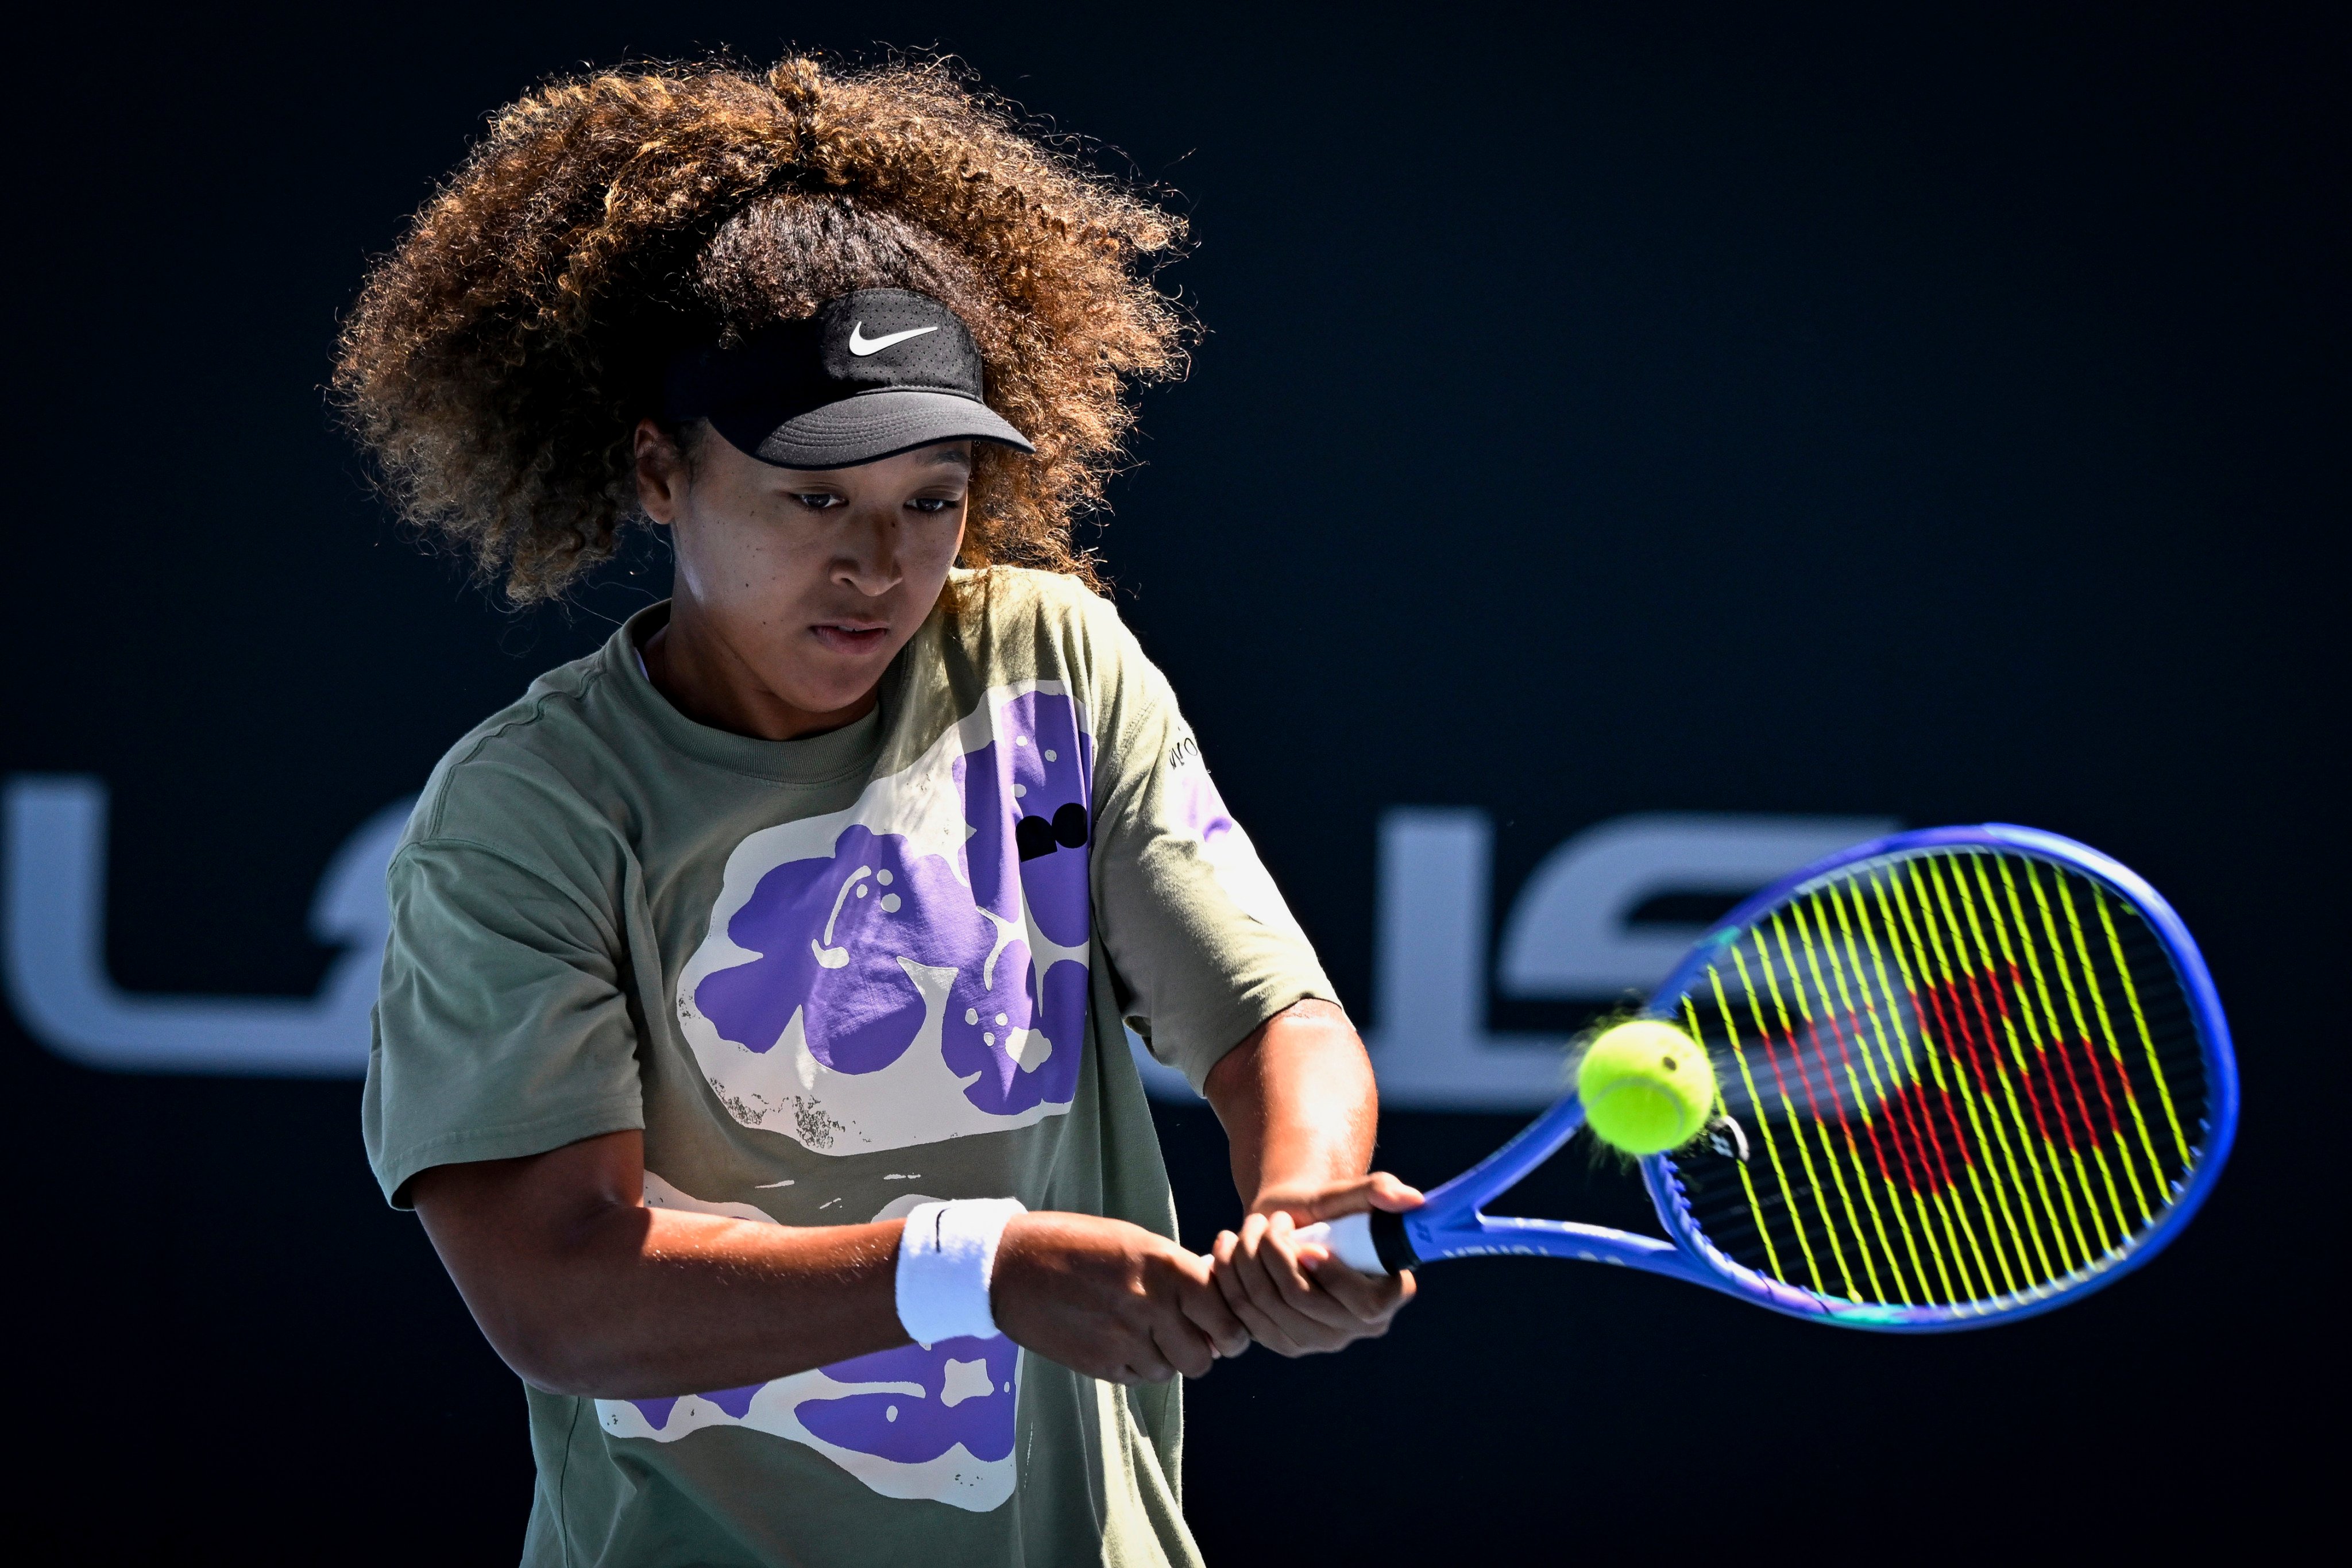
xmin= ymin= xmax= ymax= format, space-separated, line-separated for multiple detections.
xmin=1304 ymin=825 xmax=2237 ymax=1330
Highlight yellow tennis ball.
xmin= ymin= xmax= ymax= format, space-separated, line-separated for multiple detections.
xmin=1576 ymin=1019 xmax=1718 ymax=1156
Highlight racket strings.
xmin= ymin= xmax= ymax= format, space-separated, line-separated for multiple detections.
xmin=1667 ymin=848 xmax=2207 ymax=1315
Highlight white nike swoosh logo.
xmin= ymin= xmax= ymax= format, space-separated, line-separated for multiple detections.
xmin=847 ymin=323 xmax=940 ymax=356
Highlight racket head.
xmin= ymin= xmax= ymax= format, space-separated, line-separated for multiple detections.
xmin=1639 ymin=824 xmax=2236 ymax=1330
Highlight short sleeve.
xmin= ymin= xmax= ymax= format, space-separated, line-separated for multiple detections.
xmin=362 ymin=840 xmax=644 ymax=1207
xmin=1080 ymin=596 xmax=1339 ymax=1091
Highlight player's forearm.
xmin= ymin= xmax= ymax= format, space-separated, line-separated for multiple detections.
xmin=497 ymin=1207 xmax=911 ymax=1398
xmin=1203 ymin=999 xmax=1378 ymax=1212
xmin=412 ymin=1141 xmax=911 ymax=1399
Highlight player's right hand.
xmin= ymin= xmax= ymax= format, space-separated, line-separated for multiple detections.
xmin=991 ymin=1212 xmax=1249 ymax=1384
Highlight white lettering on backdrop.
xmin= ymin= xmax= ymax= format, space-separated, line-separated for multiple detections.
xmin=2 ymin=775 xmax=1890 ymax=1106
xmin=3 ymin=775 xmax=411 ymax=1074
xmin=1347 ymin=809 xmax=1897 ymax=1110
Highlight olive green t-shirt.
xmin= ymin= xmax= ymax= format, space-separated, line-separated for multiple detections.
xmin=363 ymin=569 xmax=1334 ymax=1567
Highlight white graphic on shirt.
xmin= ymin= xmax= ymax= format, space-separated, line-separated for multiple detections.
xmin=676 ymin=683 xmax=1095 ymax=1156
xmin=597 ymin=1177 xmax=1019 ymax=1512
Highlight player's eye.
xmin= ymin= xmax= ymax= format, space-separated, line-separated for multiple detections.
xmin=791 ymin=492 xmax=844 ymax=511
xmin=906 ymin=495 xmax=960 ymax=515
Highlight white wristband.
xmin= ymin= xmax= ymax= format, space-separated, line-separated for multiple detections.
xmin=895 ymin=1198 xmax=1027 ymax=1345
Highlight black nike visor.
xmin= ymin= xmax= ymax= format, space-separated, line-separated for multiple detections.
xmin=661 ymin=288 xmax=1034 ymax=469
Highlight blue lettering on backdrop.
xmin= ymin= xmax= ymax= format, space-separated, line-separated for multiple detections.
xmin=2 ymin=775 xmax=1888 ymax=1107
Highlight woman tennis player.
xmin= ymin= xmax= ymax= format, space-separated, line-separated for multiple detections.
xmin=340 ymin=56 xmax=1417 ymax=1563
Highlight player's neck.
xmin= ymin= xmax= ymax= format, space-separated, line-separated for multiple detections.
xmin=640 ymin=607 xmax=880 ymax=744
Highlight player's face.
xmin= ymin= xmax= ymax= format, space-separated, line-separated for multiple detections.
xmin=639 ymin=424 xmax=970 ymax=719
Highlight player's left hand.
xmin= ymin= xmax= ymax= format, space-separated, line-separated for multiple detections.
xmin=1208 ymin=1173 xmax=1422 ymax=1357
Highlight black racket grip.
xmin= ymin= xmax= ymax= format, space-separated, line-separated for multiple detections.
xmin=1370 ymin=1208 xmax=1420 ymax=1272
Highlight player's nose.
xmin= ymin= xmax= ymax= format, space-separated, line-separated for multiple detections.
xmin=831 ymin=509 xmax=905 ymax=595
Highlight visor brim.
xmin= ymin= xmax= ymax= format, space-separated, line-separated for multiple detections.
xmin=709 ymin=388 xmax=1034 ymax=470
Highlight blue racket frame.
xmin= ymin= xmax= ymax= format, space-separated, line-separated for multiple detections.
xmin=1381 ymin=824 xmax=2238 ymax=1330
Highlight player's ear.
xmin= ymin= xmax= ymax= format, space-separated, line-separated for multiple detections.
xmin=634 ymin=418 xmax=692 ymax=525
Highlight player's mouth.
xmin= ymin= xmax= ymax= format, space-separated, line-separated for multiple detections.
xmin=811 ymin=620 xmax=891 ymax=655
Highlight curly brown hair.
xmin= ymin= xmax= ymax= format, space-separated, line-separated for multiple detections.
xmin=333 ymin=55 xmax=1188 ymax=604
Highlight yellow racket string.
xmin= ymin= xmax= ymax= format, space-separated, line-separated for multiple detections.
xmin=1783 ymin=901 xmax=1917 ymax=1302
xmin=1833 ymin=878 xmax=1995 ymax=1300
xmin=1942 ymin=857 xmax=2122 ymax=1254
xmin=1762 ymin=917 xmax=1886 ymax=1302
xmin=1683 ymin=990 xmax=1785 ymax=1284
xmin=1702 ymin=967 xmax=1810 ymax=1288
xmin=2046 ymin=864 xmax=2185 ymax=1194
xmin=1887 ymin=864 xmax=2052 ymax=1286
xmin=2091 ymin=884 xmax=2192 ymax=1169
xmin=1983 ymin=858 xmax=2154 ymax=1229
xmin=1799 ymin=891 xmax=1942 ymax=1303
xmin=1734 ymin=942 xmax=1843 ymax=1294
xmin=1663 ymin=847 xmax=2208 ymax=1315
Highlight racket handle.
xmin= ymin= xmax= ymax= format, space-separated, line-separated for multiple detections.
xmin=1295 ymin=1212 xmax=1390 ymax=1275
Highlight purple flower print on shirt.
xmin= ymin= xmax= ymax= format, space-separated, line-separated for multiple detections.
xmin=693 ymin=688 xmax=1094 ymax=1118
xmin=956 ymin=690 xmax=1095 ymax=951
xmin=699 ymin=1384 xmax=763 ymax=1420
xmin=1166 ymin=754 xmax=1235 ymax=851
xmin=794 ymin=1333 xmax=1018 ymax=1463
xmin=628 ymin=1395 xmax=681 ymax=1431
xmin=941 ymin=689 xmax=1094 ymax=1115
xmin=621 ymin=1334 xmax=1017 ymax=1465
xmin=694 ymin=824 xmax=994 ymax=1075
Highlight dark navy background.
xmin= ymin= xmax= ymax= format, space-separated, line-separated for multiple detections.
xmin=5 ymin=5 xmax=2341 ymax=1559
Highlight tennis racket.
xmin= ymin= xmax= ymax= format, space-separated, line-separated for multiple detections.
xmin=1304 ymin=824 xmax=2237 ymax=1330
